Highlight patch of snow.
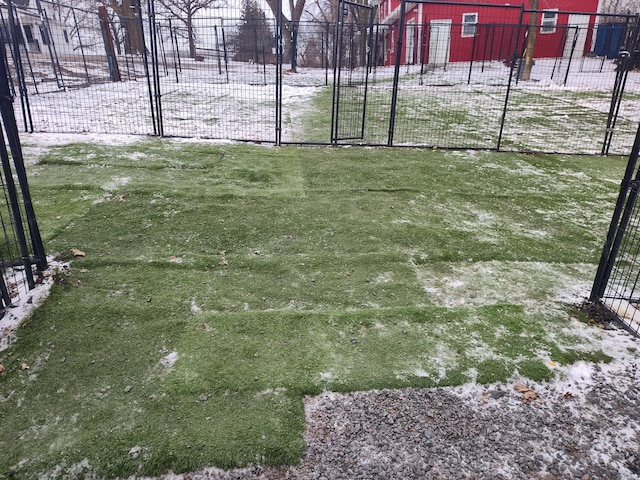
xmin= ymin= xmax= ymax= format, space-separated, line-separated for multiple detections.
xmin=190 ymin=299 xmax=202 ymax=315
xmin=159 ymin=351 xmax=178 ymax=369
xmin=102 ymin=176 xmax=131 ymax=192
xmin=0 ymin=259 xmax=65 ymax=352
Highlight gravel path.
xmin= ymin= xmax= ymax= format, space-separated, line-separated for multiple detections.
xmin=151 ymin=331 xmax=640 ymax=480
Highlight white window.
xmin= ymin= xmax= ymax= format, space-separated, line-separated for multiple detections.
xmin=540 ymin=9 xmax=558 ymax=34
xmin=461 ymin=12 xmax=478 ymax=38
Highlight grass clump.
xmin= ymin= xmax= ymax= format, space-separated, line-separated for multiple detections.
xmin=0 ymin=141 xmax=625 ymax=478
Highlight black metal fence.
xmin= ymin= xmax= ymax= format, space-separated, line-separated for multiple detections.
xmin=2 ymin=0 xmax=640 ymax=154
xmin=0 ymin=32 xmax=46 ymax=325
xmin=591 ymin=121 xmax=640 ymax=337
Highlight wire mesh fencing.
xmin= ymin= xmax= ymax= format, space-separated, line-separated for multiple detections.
xmin=153 ymin=16 xmax=279 ymax=141
xmin=591 ymin=123 xmax=640 ymax=337
xmin=2 ymin=0 xmax=157 ymax=135
xmin=0 ymin=40 xmax=46 ymax=325
xmin=2 ymin=0 xmax=640 ymax=155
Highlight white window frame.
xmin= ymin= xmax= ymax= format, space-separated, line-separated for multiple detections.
xmin=540 ymin=9 xmax=558 ymax=34
xmin=461 ymin=12 xmax=478 ymax=38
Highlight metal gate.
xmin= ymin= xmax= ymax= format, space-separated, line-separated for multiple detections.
xmin=0 ymin=34 xmax=47 ymax=318
xmin=330 ymin=0 xmax=375 ymax=144
xmin=602 ymin=14 xmax=640 ymax=156
xmin=591 ymin=122 xmax=640 ymax=337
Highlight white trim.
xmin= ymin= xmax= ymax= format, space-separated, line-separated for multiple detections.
xmin=461 ymin=12 xmax=478 ymax=38
xmin=540 ymin=9 xmax=558 ymax=34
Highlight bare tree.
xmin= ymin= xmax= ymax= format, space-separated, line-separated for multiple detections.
xmin=304 ymin=0 xmax=336 ymax=24
xmin=108 ymin=0 xmax=145 ymax=53
xmin=262 ymin=0 xmax=307 ymax=70
xmin=601 ymin=0 xmax=640 ymax=14
xmin=156 ymin=0 xmax=224 ymax=58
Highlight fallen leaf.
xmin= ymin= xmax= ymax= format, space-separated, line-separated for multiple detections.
xmin=549 ymin=361 xmax=557 ymax=367
xmin=72 ymin=248 xmax=86 ymax=257
xmin=117 ymin=195 xmax=125 ymax=202
xmin=514 ymin=382 xmax=530 ymax=393
xmin=219 ymin=258 xmax=228 ymax=266
xmin=0 ymin=364 xmax=6 ymax=374
xmin=80 ymin=268 xmax=89 ymax=273
xmin=523 ymin=390 xmax=537 ymax=402
xmin=202 ymin=323 xmax=210 ymax=330
xmin=21 ymin=363 xmax=30 ymax=370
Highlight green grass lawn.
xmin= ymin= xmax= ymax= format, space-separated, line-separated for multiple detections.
xmin=293 ymin=83 xmax=638 ymax=154
xmin=0 ymin=139 xmax=627 ymax=478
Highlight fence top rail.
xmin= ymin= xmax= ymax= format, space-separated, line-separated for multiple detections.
xmin=0 ymin=1 xmax=102 ymax=17
xmin=525 ymin=8 xmax=639 ymax=19
xmin=407 ymin=0 xmax=640 ymax=19
xmin=407 ymin=0 xmax=524 ymax=10
xmin=343 ymin=0 xmax=375 ymax=8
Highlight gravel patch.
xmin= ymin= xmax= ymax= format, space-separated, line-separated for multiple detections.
xmin=148 ymin=330 xmax=640 ymax=480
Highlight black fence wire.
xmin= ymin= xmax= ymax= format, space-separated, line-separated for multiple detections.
xmin=2 ymin=0 xmax=640 ymax=155
xmin=591 ymin=121 xmax=640 ymax=337
xmin=0 ymin=30 xmax=46 ymax=321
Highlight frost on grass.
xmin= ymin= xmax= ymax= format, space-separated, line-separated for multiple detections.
xmin=414 ymin=260 xmax=593 ymax=313
xmin=102 ymin=176 xmax=131 ymax=192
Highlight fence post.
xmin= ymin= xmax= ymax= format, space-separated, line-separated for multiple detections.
xmin=497 ymin=5 xmax=525 ymax=152
xmin=147 ymin=0 xmax=163 ymax=136
xmin=387 ymin=0 xmax=407 ymax=147
xmin=330 ymin=0 xmax=343 ymax=145
xmin=0 ymin=44 xmax=46 ymax=280
xmin=290 ymin=22 xmax=297 ymax=72
xmin=5 ymin=0 xmax=33 ymax=133
xmin=468 ymin=27 xmax=478 ymax=84
xmin=136 ymin=0 xmax=157 ymax=135
xmin=36 ymin=0 xmax=64 ymax=89
xmin=602 ymin=15 xmax=640 ymax=156
xmin=324 ymin=22 xmax=329 ymax=86
xmin=275 ymin=0 xmax=282 ymax=145
xmin=72 ymin=8 xmax=91 ymax=85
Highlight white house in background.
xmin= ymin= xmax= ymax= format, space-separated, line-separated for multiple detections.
xmin=1 ymin=0 xmax=75 ymax=56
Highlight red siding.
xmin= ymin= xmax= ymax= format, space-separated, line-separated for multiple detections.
xmin=379 ymin=0 xmax=602 ymax=65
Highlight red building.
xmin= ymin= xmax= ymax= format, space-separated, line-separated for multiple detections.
xmin=375 ymin=0 xmax=604 ymax=66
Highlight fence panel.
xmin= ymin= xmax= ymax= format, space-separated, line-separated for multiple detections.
xmin=1 ymin=0 xmax=156 ymax=135
xmin=155 ymin=16 xmax=277 ymax=141
xmin=280 ymin=21 xmax=333 ymax=143
xmin=385 ymin=2 xmax=523 ymax=149
xmin=501 ymin=13 xmax=640 ymax=155
xmin=2 ymin=0 xmax=639 ymax=155
xmin=0 ymin=41 xmax=46 ymax=326
xmin=591 ymin=123 xmax=640 ymax=337
xmin=330 ymin=1 xmax=376 ymax=143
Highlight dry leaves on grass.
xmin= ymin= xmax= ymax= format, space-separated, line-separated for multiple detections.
xmin=514 ymin=382 xmax=537 ymax=402
xmin=72 ymin=248 xmax=86 ymax=257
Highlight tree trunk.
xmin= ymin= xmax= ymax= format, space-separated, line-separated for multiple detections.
xmin=521 ymin=0 xmax=539 ymax=81
xmin=187 ymin=17 xmax=196 ymax=58
xmin=108 ymin=0 xmax=144 ymax=54
xmin=290 ymin=20 xmax=298 ymax=71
